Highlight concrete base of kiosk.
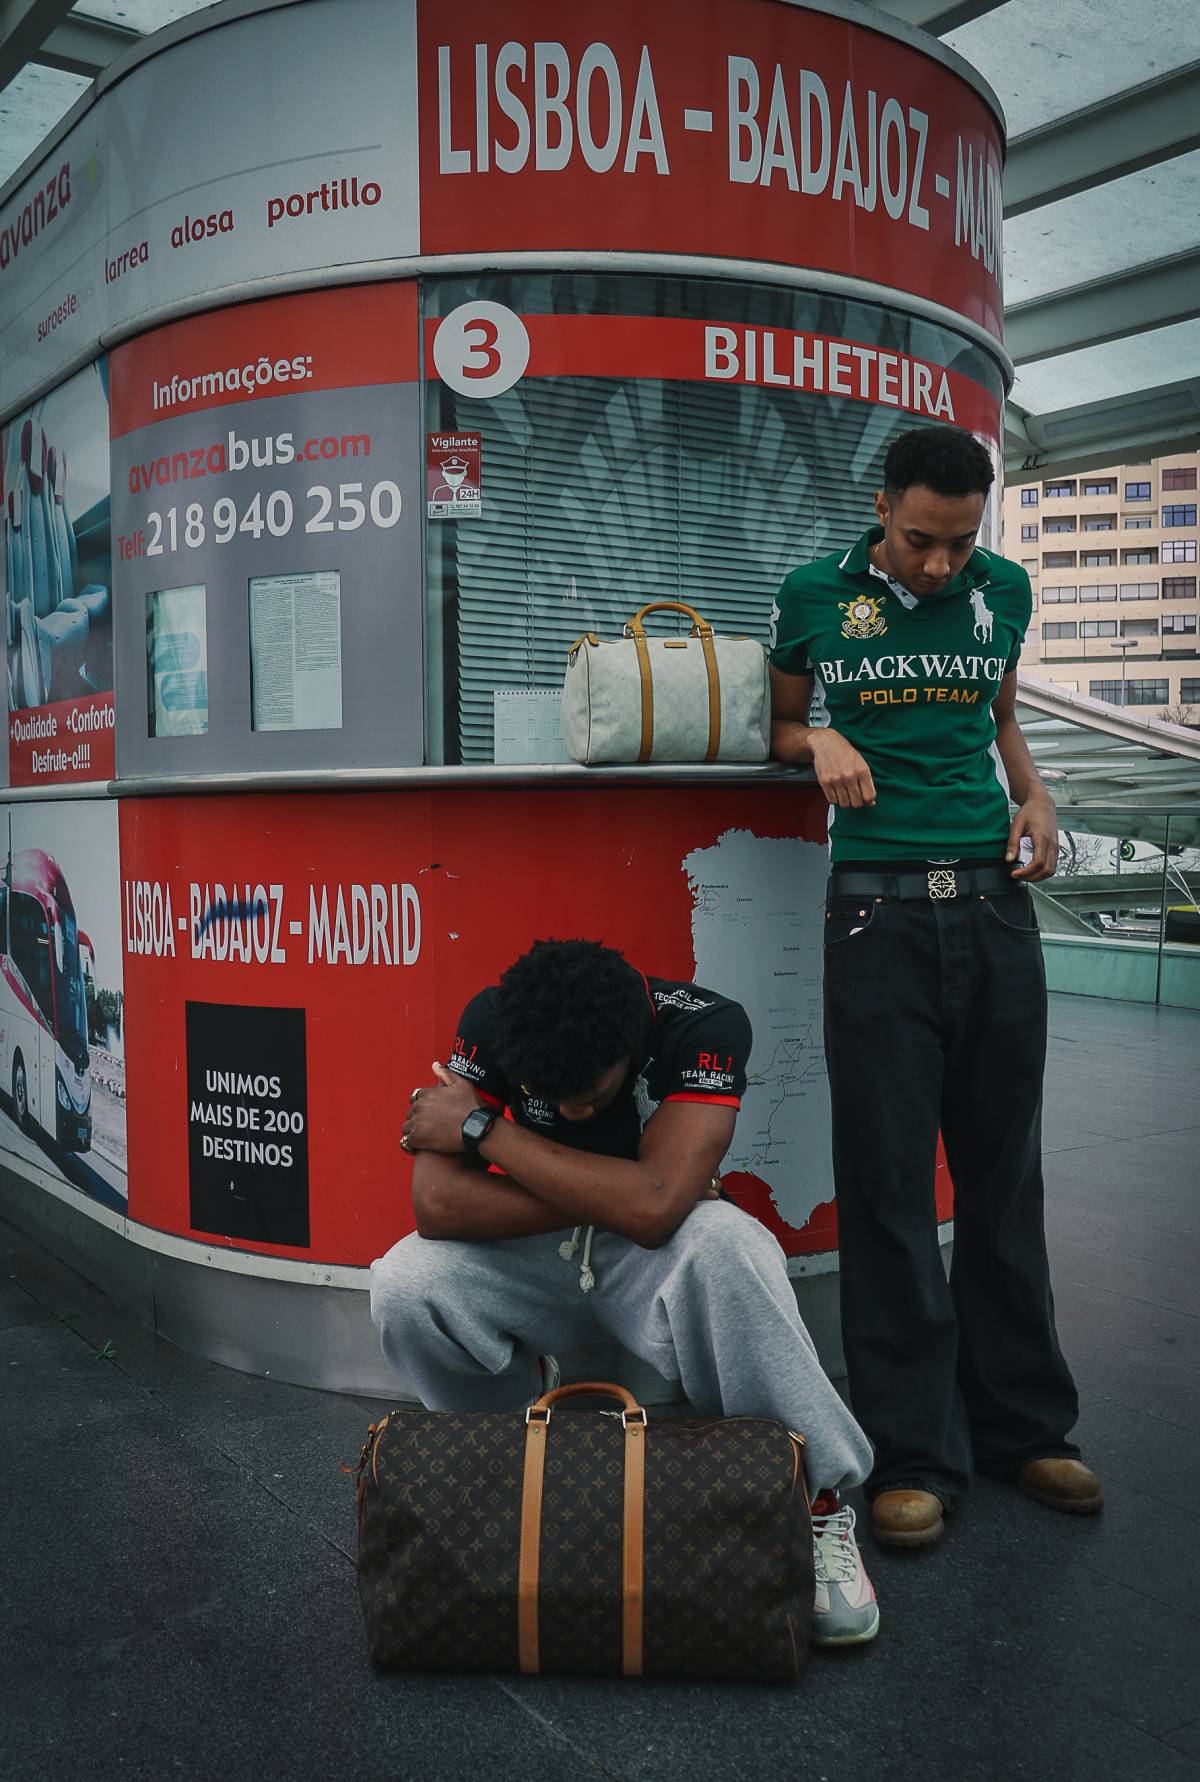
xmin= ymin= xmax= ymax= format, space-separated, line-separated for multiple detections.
xmin=2 ymin=1160 xmax=953 ymax=1401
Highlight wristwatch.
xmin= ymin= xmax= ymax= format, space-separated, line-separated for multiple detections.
xmin=461 ymin=1106 xmax=498 ymax=1155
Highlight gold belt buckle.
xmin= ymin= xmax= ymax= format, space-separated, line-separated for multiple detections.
xmin=927 ymin=869 xmax=957 ymax=899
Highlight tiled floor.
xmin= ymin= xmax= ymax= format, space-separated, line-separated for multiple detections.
xmin=2 ymin=993 xmax=1197 ymax=1781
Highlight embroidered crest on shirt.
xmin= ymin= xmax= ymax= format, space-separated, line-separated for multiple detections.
xmin=839 ymin=593 xmax=888 ymax=640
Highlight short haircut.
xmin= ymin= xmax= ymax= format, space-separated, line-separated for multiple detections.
xmin=883 ymin=426 xmax=995 ymax=501
xmin=492 ymin=939 xmax=646 ymax=1100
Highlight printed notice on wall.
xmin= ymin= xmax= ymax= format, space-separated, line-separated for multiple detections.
xmin=147 ymin=584 xmax=208 ymax=736
xmin=185 ymin=1000 xmax=309 ymax=1246
xmin=426 ymin=432 xmax=481 ymax=519
xmin=249 ymin=570 xmax=342 ymax=732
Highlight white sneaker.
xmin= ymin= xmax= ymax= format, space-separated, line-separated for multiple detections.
xmin=812 ymin=1502 xmax=880 ymax=1646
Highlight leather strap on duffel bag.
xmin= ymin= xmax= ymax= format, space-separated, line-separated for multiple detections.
xmin=354 ymin=1381 xmax=813 ymax=1682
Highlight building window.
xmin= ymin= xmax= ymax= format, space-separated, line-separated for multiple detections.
xmin=1162 ymin=468 xmax=1197 ymax=492
xmin=1124 ymin=482 xmax=1151 ymax=501
xmin=1020 ymin=523 xmax=1038 ymax=541
xmin=1043 ymin=518 xmax=1076 ymax=534
xmin=1044 ymin=481 xmax=1076 ymax=498
xmin=1163 ymin=504 xmax=1198 ymax=527
xmin=1083 ymin=481 xmax=1116 ymax=497
xmin=1083 ymin=516 xmax=1115 ymax=531
xmin=1089 ymin=679 xmax=1167 ymax=707
xmin=1041 ymin=586 xmax=1077 ymax=604
xmin=1081 ymin=552 xmax=1115 ymax=567
xmin=1079 ymin=585 xmax=1116 ymax=602
xmin=1119 ymin=583 xmax=1157 ymax=599
xmin=1163 ymin=577 xmax=1198 ymax=599
xmin=1163 ymin=614 xmax=1198 ymax=634
xmin=1120 ymin=619 xmax=1158 ymax=638
xmin=1181 ymin=680 xmax=1200 ymax=703
xmin=1121 ymin=549 xmax=1157 ymax=566
xmin=1043 ymin=552 xmax=1075 ymax=569
xmin=1041 ymin=622 xmax=1077 ymax=640
xmin=1081 ymin=620 xmax=1118 ymax=638
xmin=1123 ymin=514 xmax=1153 ymax=529
xmin=1163 ymin=540 xmax=1197 ymax=563
xmin=1021 ymin=488 xmax=1038 ymax=506
xmin=1030 ymin=593 xmax=1038 ymax=611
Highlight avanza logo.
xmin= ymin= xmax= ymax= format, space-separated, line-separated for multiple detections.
xmin=0 ymin=162 xmax=72 ymax=274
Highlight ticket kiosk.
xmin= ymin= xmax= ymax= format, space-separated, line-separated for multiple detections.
xmin=0 ymin=0 xmax=1005 ymax=1391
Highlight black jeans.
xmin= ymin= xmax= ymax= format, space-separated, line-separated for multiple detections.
xmin=823 ymin=866 xmax=1080 ymax=1509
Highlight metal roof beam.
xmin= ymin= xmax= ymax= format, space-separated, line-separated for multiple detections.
xmin=0 ymin=0 xmax=75 ymax=91
xmin=866 ymin=0 xmax=1008 ymax=33
xmin=1005 ymin=249 xmax=1200 ymax=366
xmin=1004 ymin=380 xmax=1200 ymax=482
xmin=33 ymin=9 xmax=141 ymax=76
xmin=1005 ymin=62 xmax=1200 ymax=217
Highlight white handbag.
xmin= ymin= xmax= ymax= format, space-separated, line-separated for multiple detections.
xmin=561 ymin=600 xmax=770 ymax=766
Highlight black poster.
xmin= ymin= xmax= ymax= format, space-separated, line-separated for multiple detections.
xmin=185 ymin=1001 xmax=309 ymax=1246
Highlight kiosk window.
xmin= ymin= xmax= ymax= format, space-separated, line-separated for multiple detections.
xmin=249 ymin=571 xmax=343 ymax=733
xmin=424 ymin=273 xmax=1004 ymax=763
xmin=147 ymin=586 xmax=208 ymax=736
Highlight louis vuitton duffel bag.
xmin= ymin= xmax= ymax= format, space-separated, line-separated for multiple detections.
xmin=354 ymin=1381 xmax=813 ymax=1682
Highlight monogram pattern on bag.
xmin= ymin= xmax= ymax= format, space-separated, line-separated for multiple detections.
xmin=357 ymin=1410 xmax=812 ymax=1682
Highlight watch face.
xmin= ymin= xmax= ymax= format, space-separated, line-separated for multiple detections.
xmin=463 ymin=1108 xmax=494 ymax=1147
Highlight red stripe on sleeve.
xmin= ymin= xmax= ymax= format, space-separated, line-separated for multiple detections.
xmin=663 ymin=1093 xmax=742 ymax=1109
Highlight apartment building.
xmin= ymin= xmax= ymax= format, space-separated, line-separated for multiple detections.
xmin=1003 ymin=452 xmax=1200 ymax=725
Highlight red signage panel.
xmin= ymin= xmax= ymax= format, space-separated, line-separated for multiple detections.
xmin=120 ymin=784 xmax=957 ymax=1265
xmin=417 ymin=0 xmax=1005 ymax=341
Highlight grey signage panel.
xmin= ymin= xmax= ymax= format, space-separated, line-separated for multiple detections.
xmin=112 ymin=380 xmax=424 ymax=776
xmin=0 ymin=0 xmax=419 ymax=417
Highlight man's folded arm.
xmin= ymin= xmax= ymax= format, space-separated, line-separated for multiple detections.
xmin=472 ymin=1100 xmax=736 ymax=1248
xmin=411 ymin=1152 xmax=571 ymax=1241
xmin=413 ymin=1100 xmax=736 ymax=1247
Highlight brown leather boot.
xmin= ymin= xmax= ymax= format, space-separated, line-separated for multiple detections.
xmin=1017 ymin=1458 xmax=1103 ymax=1514
xmin=871 ymin=1489 xmax=945 ymax=1548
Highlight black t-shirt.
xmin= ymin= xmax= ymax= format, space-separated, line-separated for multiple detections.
xmin=444 ymin=975 xmax=752 ymax=1161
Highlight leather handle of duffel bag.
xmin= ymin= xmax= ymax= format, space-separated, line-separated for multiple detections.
xmin=624 ymin=599 xmax=713 ymax=638
xmin=622 ymin=603 xmax=721 ymax=766
xmin=529 ymin=1379 xmax=643 ymax=1416
xmin=519 ymin=1381 xmax=646 ymax=1678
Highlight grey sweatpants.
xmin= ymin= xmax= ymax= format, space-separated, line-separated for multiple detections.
xmin=369 ymin=1200 xmax=873 ymax=1495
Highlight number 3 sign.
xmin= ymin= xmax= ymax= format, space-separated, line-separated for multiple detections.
xmin=432 ymin=302 xmax=531 ymax=399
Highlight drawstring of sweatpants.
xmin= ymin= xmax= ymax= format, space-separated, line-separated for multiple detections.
xmin=559 ymin=1226 xmax=596 ymax=1292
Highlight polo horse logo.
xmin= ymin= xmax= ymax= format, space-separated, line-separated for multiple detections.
xmin=970 ymin=587 xmax=994 ymax=642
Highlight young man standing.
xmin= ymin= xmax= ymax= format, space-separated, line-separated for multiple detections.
xmin=769 ymin=425 xmax=1101 ymax=1548
xmin=371 ymin=938 xmax=879 ymax=1645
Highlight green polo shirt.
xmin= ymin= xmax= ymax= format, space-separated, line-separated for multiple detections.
xmin=770 ymin=525 xmax=1031 ymax=863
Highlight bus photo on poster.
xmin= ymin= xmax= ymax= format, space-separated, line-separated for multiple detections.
xmin=0 ymin=799 xmax=126 ymax=1212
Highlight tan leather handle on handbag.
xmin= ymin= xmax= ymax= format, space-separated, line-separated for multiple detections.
xmin=624 ymin=599 xmax=713 ymax=638
xmin=518 ymin=1380 xmax=646 ymax=1677
xmin=528 ymin=1380 xmax=645 ymax=1418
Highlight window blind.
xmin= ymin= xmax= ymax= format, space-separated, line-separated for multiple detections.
xmin=439 ymin=373 xmax=940 ymax=762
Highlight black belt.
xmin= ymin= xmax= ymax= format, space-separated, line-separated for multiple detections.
xmin=831 ymin=864 xmax=1018 ymax=901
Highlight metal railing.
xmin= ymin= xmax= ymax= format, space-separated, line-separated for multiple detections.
xmin=1042 ymin=805 xmax=1199 ymax=1005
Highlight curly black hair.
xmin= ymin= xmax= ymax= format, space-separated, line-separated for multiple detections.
xmin=883 ymin=426 xmax=994 ymax=501
xmin=491 ymin=939 xmax=647 ymax=1100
